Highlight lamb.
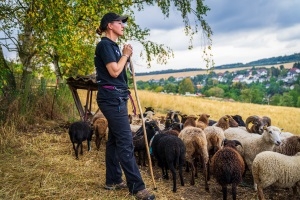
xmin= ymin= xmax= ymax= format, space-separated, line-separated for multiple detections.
xmin=224 ymin=126 xmax=282 ymax=176
xmin=93 ymin=117 xmax=108 ymax=150
xmin=68 ymin=121 xmax=93 ymax=159
xmin=245 ymin=115 xmax=271 ymax=134
xmin=211 ymin=139 xmax=245 ymax=200
xmin=178 ymin=126 xmax=209 ymax=191
xmin=273 ymin=135 xmax=300 ymax=156
xmin=151 ymin=133 xmax=186 ymax=192
xmin=252 ymin=151 xmax=300 ymax=200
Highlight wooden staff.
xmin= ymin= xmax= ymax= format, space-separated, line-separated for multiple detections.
xmin=129 ymin=58 xmax=157 ymax=189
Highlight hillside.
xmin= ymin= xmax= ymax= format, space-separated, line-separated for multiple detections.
xmin=135 ymin=62 xmax=296 ymax=82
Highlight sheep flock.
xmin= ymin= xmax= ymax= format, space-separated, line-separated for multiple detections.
xmin=68 ymin=107 xmax=300 ymax=199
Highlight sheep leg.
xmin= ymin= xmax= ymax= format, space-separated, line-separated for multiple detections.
xmin=232 ymin=183 xmax=237 ymax=200
xmin=87 ymin=140 xmax=91 ymax=151
xmin=202 ymin=160 xmax=209 ymax=191
xmin=79 ymin=143 xmax=83 ymax=155
xmin=168 ymin=164 xmax=177 ymax=192
xmin=75 ymin=143 xmax=80 ymax=159
xmin=190 ymin=161 xmax=195 ymax=185
xmin=179 ymin=163 xmax=184 ymax=186
xmin=143 ymin=150 xmax=147 ymax=166
xmin=222 ymin=185 xmax=227 ymax=200
xmin=185 ymin=161 xmax=190 ymax=172
xmin=137 ymin=150 xmax=142 ymax=165
xmin=207 ymin=160 xmax=211 ymax=181
xmin=257 ymin=185 xmax=266 ymax=200
xmin=194 ymin=159 xmax=198 ymax=178
xmin=161 ymin=166 xmax=168 ymax=180
xmin=95 ymin=133 xmax=100 ymax=150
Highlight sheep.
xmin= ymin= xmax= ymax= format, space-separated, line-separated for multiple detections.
xmin=151 ymin=133 xmax=186 ymax=192
xmin=128 ymin=114 xmax=142 ymax=125
xmin=197 ymin=113 xmax=210 ymax=129
xmin=132 ymin=120 xmax=160 ymax=166
xmin=93 ymin=117 xmax=108 ymax=150
xmin=183 ymin=115 xmax=198 ymax=128
xmin=203 ymin=126 xmax=226 ymax=181
xmin=208 ymin=119 xmax=217 ymax=126
xmin=91 ymin=110 xmax=105 ymax=124
xmin=203 ymin=126 xmax=226 ymax=159
xmin=224 ymin=126 xmax=282 ymax=177
xmin=273 ymin=135 xmax=300 ymax=156
xmin=68 ymin=121 xmax=93 ymax=159
xmin=211 ymin=139 xmax=245 ymax=200
xmin=143 ymin=110 xmax=155 ymax=121
xmin=245 ymin=115 xmax=271 ymax=134
xmin=252 ymin=151 xmax=300 ymax=200
xmin=165 ymin=110 xmax=176 ymax=129
xmin=144 ymin=106 xmax=155 ymax=115
xmin=178 ymin=126 xmax=209 ymax=191
xmin=231 ymin=115 xmax=246 ymax=126
xmin=213 ymin=115 xmax=239 ymax=130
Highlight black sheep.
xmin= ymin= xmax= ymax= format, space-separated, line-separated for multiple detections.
xmin=211 ymin=139 xmax=245 ymax=200
xmin=68 ymin=121 xmax=93 ymax=159
xmin=231 ymin=115 xmax=246 ymax=126
xmin=133 ymin=120 xmax=160 ymax=166
xmin=151 ymin=133 xmax=186 ymax=192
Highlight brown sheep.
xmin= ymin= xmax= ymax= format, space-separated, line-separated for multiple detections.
xmin=215 ymin=115 xmax=239 ymax=130
xmin=196 ymin=113 xmax=210 ymax=129
xmin=93 ymin=117 xmax=108 ymax=150
xmin=245 ymin=115 xmax=271 ymax=134
xmin=183 ymin=115 xmax=198 ymax=128
xmin=211 ymin=139 xmax=245 ymax=200
xmin=178 ymin=126 xmax=209 ymax=191
xmin=273 ymin=135 xmax=300 ymax=156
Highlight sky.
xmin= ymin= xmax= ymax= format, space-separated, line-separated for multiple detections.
xmin=2 ymin=0 xmax=300 ymax=74
xmin=131 ymin=0 xmax=300 ymax=73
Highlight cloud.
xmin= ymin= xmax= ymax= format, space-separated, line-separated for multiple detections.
xmin=131 ymin=0 xmax=300 ymax=73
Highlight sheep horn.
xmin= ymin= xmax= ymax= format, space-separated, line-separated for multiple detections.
xmin=262 ymin=116 xmax=271 ymax=126
xmin=245 ymin=115 xmax=259 ymax=132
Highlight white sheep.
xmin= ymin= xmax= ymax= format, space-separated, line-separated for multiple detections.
xmin=224 ymin=126 xmax=282 ymax=175
xmin=178 ymin=126 xmax=209 ymax=191
xmin=203 ymin=126 xmax=225 ymax=158
xmin=252 ymin=151 xmax=300 ymax=200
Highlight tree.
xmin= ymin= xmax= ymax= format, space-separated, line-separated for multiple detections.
xmin=178 ymin=77 xmax=195 ymax=95
xmin=279 ymin=93 xmax=294 ymax=107
xmin=1 ymin=0 xmax=213 ymax=80
xmin=167 ymin=76 xmax=176 ymax=82
xmin=206 ymin=87 xmax=224 ymax=97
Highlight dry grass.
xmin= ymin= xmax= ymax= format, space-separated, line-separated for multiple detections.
xmin=109 ymin=90 xmax=299 ymax=135
xmin=1 ymin=89 xmax=299 ymax=200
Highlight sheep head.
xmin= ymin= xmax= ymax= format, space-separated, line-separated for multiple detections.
xmin=246 ymin=115 xmax=271 ymax=134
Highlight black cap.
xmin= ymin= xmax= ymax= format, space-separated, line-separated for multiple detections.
xmin=100 ymin=12 xmax=128 ymax=31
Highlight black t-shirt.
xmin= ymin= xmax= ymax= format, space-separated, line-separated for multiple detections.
xmin=94 ymin=37 xmax=129 ymax=99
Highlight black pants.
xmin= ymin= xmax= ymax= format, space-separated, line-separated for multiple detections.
xmin=98 ymin=96 xmax=145 ymax=194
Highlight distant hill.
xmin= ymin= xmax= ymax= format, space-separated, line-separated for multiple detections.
xmin=136 ymin=52 xmax=300 ymax=76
